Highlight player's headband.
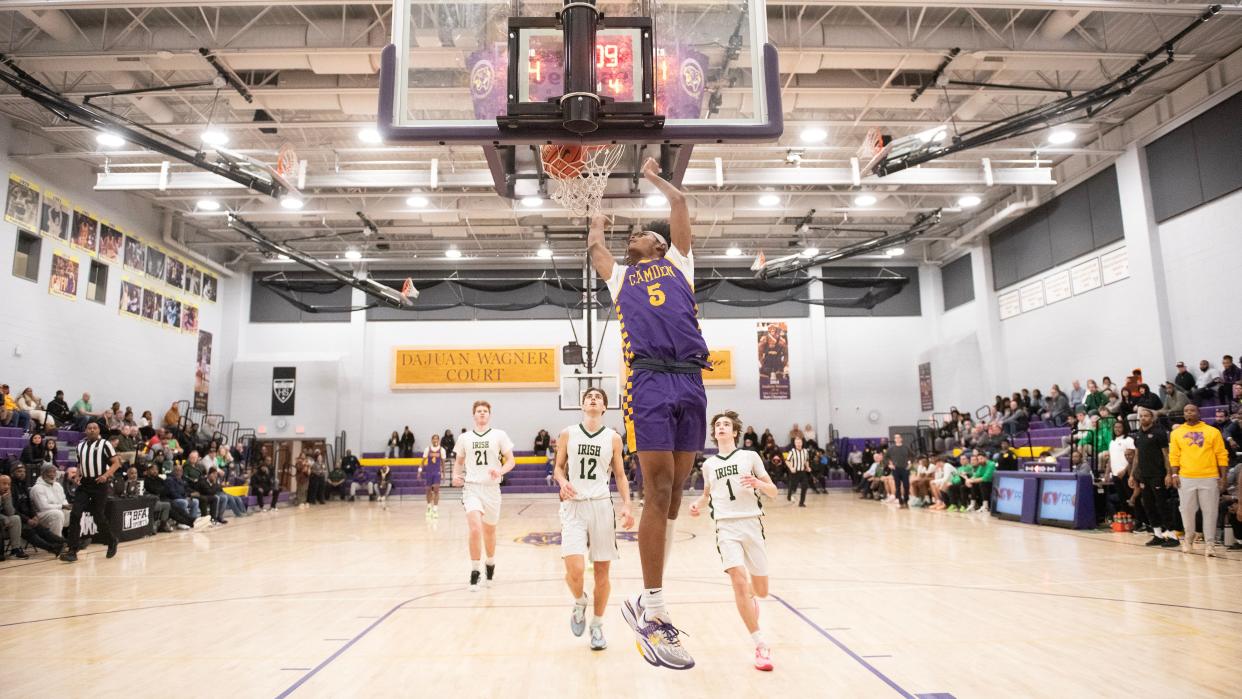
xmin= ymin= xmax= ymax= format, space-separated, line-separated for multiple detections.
xmin=643 ymin=230 xmax=668 ymax=247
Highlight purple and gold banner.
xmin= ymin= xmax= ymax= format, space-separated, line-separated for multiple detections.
xmin=757 ymin=321 xmax=790 ymax=400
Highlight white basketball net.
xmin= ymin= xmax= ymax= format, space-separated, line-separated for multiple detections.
xmin=546 ymin=144 xmax=627 ymax=217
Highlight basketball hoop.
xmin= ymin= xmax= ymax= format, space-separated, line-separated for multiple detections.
xmin=541 ymin=143 xmax=626 ymax=216
xmin=274 ymin=143 xmax=299 ymax=180
xmin=400 ymin=277 xmax=415 ymax=301
xmin=856 ymin=128 xmax=891 ymax=178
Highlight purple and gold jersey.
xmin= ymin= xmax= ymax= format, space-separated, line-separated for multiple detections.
xmin=605 ymin=247 xmax=708 ymax=365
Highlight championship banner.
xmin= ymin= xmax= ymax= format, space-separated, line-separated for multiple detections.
xmin=756 ymin=321 xmax=790 ymax=400
xmin=702 ymin=349 xmax=734 ymax=386
xmin=392 ymin=347 xmax=558 ymax=389
xmin=194 ymin=331 xmax=213 ymax=411
xmin=918 ymin=362 xmax=934 ymax=411
xmin=272 ymin=366 xmax=296 ymax=415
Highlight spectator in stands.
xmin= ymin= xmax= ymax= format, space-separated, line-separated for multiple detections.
xmin=1102 ymin=390 xmax=1122 ymax=417
xmin=1228 ymin=384 xmax=1242 ymax=416
xmin=1068 ymin=381 xmax=1086 ymax=411
xmin=138 ymin=410 xmax=155 ymax=440
xmin=743 ymin=426 xmax=759 ymax=448
xmin=1020 ymin=388 xmax=1033 ymax=410
xmin=995 ymin=439 xmax=1019 ymax=472
xmin=102 ymin=402 xmax=123 ymax=436
xmin=787 ymin=423 xmax=803 ymax=444
xmin=349 ymin=467 xmax=374 ymax=502
xmin=115 ymin=425 xmax=139 ymax=466
xmin=1133 ymin=384 xmax=1163 ymax=413
xmin=1158 ymin=382 xmax=1189 ymax=422
xmin=162 ymin=402 xmax=181 ymax=431
xmin=386 ymin=431 xmax=401 ymax=458
xmin=742 ymin=433 xmax=760 ymax=453
xmin=16 ymin=388 xmax=55 ymax=430
xmin=1001 ymin=399 xmax=1029 ymax=437
xmin=1 ymin=384 xmax=30 ymax=430
xmin=8 ymin=464 xmax=65 ymax=555
xmin=143 ymin=463 xmax=193 ymax=531
xmin=20 ymin=433 xmax=51 ymax=472
xmin=294 ymin=455 xmax=310 ymax=508
xmin=118 ymin=466 xmax=142 ymax=497
xmin=376 ymin=464 xmax=393 ymax=508
xmin=70 ymin=392 xmax=99 ymax=431
xmin=1129 ymin=409 xmax=1179 ymax=548
xmin=1173 ymin=361 xmax=1195 ymax=394
xmin=440 ymin=429 xmax=456 ymax=460
xmin=45 ymin=390 xmax=72 ymax=427
xmin=766 ymin=452 xmax=789 ymax=488
xmin=929 ymin=456 xmax=953 ymax=510
xmin=31 ymin=463 xmax=70 ymax=537
xmin=250 ymin=459 xmax=279 ymax=511
xmin=122 ymin=407 xmax=136 ymax=429
xmin=1218 ymin=355 xmax=1240 ymax=403
xmin=1117 ymin=388 xmax=1137 ymax=421
xmin=326 ymin=464 xmax=348 ymax=501
xmin=533 ymin=429 xmax=551 ymax=456
xmin=1101 ymin=376 xmax=1115 ymax=394
xmin=399 ymin=426 xmax=415 ymax=458
xmin=946 ymin=458 xmax=974 ymax=512
xmin=214 ymin=445 xmax=234 ymax=478
xmin=199 ymin=468 xmax=237 ymax=524
xmin=165 ymin=463 xmax=206 ymax=524
xmin=1042 ymin=385 xmax=1071 ymax=427
xmin=1 ymin=474 xmax=28 ymax=559
xmin=182 ymin=447 xmax=207 ymax=482
xmin=1220 ymin=410 xmax=1241 ymax=461
xmin=308 ymin=451 xmax=327 ymax=504
xmin=909 ymin=456 xmax=935 ymax=507
xmin=1171 ymin=404 xmax=1229 ymax=555
xmin=341 ymin=449 xmax=360 ymax=479
xmin=856 ymin=452 xmax=885 ymax=500
xmin=1124 ymin=369 xmax=1143 ymax=396
xmin=1191 ymin=359 xmax=1221 ymax=403
xmin=1031 ymin=389 xmax=1044 ymax=412
xmin=964 ymin=451 xmax=996 ymax=513
xmin=1082 ymin=380 xmax=1106 ymax=412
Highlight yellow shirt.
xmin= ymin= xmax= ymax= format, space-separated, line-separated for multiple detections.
xmin=2 ymin=394 xmax=15 ymax=411
xmin=1169 ymin=422 xmax=1228 ymax=479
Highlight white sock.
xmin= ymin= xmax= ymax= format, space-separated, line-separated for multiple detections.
xmin=471 ymin=560 xmax=481 ymax=572
xmin=575 ymin=594 xmax=588 ymax=607
xmin=663 ymin=519 xmax=677 ymax=568
xmin=591 ymin=615 xmax=604 ymax=627
xmin=642 ymin=588 xmax=666 ymax=619
xmin=1153 ymin=527 xmax=1164 ymax=536
xmin=751 ymin=630 xmax=766 ymax=647
xmin=485 ymin=557 xmax=495 ymax=567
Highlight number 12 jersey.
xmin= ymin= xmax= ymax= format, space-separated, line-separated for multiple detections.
xmin=565 ymin=424 xmax=617 ymax=500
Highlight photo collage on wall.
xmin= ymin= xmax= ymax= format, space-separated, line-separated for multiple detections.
xmin=5 ymin=171 xmax=218 ymax=333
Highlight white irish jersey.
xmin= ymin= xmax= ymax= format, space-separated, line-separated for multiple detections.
xmin=462 ymin=428 xmax=512 ymax=484
xmin=565 ymin=423 xmax=616 ymax=500
xmin=703 ymin=449 xmax=767 ymax=520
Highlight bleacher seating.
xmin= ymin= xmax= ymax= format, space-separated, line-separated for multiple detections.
xmin=0 ymin=425 xmax=84 ymax=467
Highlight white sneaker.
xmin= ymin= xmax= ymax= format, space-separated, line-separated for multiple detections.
xmin=965 ymin=504 xmax=978 ymax=512
xmin=1204 ymin=543 xmax=1217 ymax=558
xmin=192 ymin=516 xmax=211 ymax=530
xmin=571 ymin=599 xmax=588 ymax=637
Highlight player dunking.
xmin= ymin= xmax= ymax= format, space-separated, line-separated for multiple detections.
xmin=690 ymin=411 xmax=778 ymax=671
xmin=587 ymin=156 xmax=709 ymax=670
xmin=554 ymin=387 xmax=635 ymax=651
xmin=451 ymin=401 xmax=515 ymax=591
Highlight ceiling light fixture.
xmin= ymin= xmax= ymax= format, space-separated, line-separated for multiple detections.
xmin=521 ymin=195 xmax=543 ymax=208
xmin=406 ymin=195 xmax=429 ymax=208
xmin=958 ymin=194 xmax=982 ymax=208
xmin=536 ymin=245 xmax=554 ymax=259
xmin=886 ymin=247 xmax=905 ymax=257
xmin=445 ymin=246 xmax=462 ymax=259
xmin=200 ymin=128 xmax=229 ymax=147
xmin=800 ymin=246 xmax=820 ymax=258
xmin=95 ymin=132 xmax=125 ymax=148
xmin=1047 ymin=128 xmax=1076 ymax=145
xmin=358 ymin=127 xmax=383 ymax=144
xmin=344 ymin=248 xmax=362 ymax=261
xmin=645 ymin=193 xmax=667 ymax=207
xmin=758 ymin=193 xmax=781 ymax=207
xmin=800 ymin=126 xmax=827 ymax=144
xmin=195 ymin=199 xmax=221 ymax=211
xmin=279 ymin=195 xmax=304 ymax=210
xmin=854 ymin=194 xmax=877 ymax=207
xmin=725 ymin=246 xmax=743 ymax=257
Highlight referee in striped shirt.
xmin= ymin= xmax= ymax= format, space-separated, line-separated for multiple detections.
xmin=61 ymin=422 xmax=120 ymax=562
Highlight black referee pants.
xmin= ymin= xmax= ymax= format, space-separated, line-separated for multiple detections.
xmin=67 ymin=480 xmax=116 ymax=552
xmin=787 ymin=470 xmax=810 ymax=505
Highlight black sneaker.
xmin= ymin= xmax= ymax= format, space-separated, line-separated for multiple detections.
xmin=469 ymin=569 xmax=481 ymax=591
xmin=1160 ymin=538 xmax=1181 ymax=548
xmin=1228 ymin=542 xmax=1242 ymax=551
xmin=106 ymin=541 xmax=118 ymax=559
xmin=485 ymin=563 xmax=496 ymax=582
xmin=59 ymin=550 xmax=78 ymax=563
xmin=1144 ymin=536 xmax=1164 ymax=547
xmin=11 ymin=548 xmax=29 ymax=559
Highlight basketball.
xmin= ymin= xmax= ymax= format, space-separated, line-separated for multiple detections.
xmin=542 ymin=144 xmax=587 ymax=179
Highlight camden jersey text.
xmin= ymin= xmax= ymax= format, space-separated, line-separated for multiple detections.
xmin=605 ymin=246 xmax=709 ymax=365
xmin=462 ymin=428 xmax=512 ymax=484
xmin=703 ymin=449 xmax=768 ymax=520
xmin=564 ymin=423 xmax=617 ymax=500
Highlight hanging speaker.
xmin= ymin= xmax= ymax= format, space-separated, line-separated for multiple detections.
xmin=562 ymin=342 xmax=584 ymax=366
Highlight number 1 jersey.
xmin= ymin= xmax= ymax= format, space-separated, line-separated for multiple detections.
xmin=703 ymin=449 xmax=767 ymax=520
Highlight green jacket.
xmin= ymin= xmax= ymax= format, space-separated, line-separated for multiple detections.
xmin=952 ymin=464 xmax=974 ymax=485
xmin=1077 ymin=417 xmax=1115 ymax=455
xmin=1084 ymin=391 xmax=1107 ymax=411
xmin=974 ymin=460 xmax=997 ymax=483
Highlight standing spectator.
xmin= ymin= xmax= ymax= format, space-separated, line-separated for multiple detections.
xmin=386 ymin=431 xmax=401 ymax=458
xmin=1 ymin=474 xmax=29 ymax=559
xmin=441 ymin=429 xmax=456 ymax=460
xmin=1170 ymin=404 xmax=1229 ymax=556
xmin=1130 ymin=409 xmax=1180 ymax=548
xmin=887 ymin=433 xmax=912 ymax=509
xmin=1191 ymin=360 xmax=1221 ymax=403
xmin=803 ymin=424 xmax=818 ymax=447
xmin=308 ymin=452 xmax=327 ymax=504
xmin=785 ymin=437 xmax=812 ymax=507
xmin=533 ymin=429 xmax=552 ymax=456
xmin=294 ymin=456 xmax=311 ymax=508
xmin=16 ymin=388 xmax=55 ymax=430
xmin=30 ymin=464 xmax=71 ymax=538
xmin=61 ymin=422 xmax=119 ymax=562
xmin=250 ymin=459 xmax=279 ymax=511
xmin=376 ymin=465 xmax=394 ymax=508
xmin=400 ymin=426 xmax=416 ymax=458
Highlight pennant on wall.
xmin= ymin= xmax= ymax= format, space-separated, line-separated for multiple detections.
xmin=271 ymin=367 xmax=296 ymax=415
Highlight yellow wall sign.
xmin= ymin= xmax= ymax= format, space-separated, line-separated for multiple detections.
xmin=702 ymin=349 xmax=734 ymax=386
xmin=393 ymin=347 xmax=559 ymax=389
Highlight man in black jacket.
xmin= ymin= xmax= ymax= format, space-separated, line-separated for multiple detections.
xmin=143 ymin=463 xmax=195 ymax=530
xmin=250 ymin=460 xmax=279 ymax=511
xmin=46 ymin=390 xmax=73 ymax=426
xmin=8 ymin=465 xmax=65 ymax=555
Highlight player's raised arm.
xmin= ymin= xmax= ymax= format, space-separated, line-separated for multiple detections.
xmin=610 ymin=432 xmax=634 ymax=528
xmin=554 ymin=429 xmax=575 ymax=500
xmin=641 ymin=157 xmax=692 ymax=256
xmin=587 ymin=214 xmax=616 ymax=280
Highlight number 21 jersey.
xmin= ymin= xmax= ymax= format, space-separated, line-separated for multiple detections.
xmin=463 ymin=428 xmax=512 ymax=484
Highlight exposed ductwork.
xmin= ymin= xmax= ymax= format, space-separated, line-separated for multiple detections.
xmin=19 ymin=9 xmax=77 ymax=43
xmin=1040 ymin=10 xmax=1093 ymax=42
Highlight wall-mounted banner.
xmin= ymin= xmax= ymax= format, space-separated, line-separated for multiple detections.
xmin=194 ymin=331 xmax=213 ymax=412
xmin=702 ymin=349 xmax=734 ymax=386
xmin=392 ymin=347 xmax=559 ymax=389
xmin=918 ymin=362 xmax=934 ymax=412
xmin=756 ymin=321 xmax=790 ymax=400
xmin=5 ymin=174 xmax=40 ymax=230
xmin=272 ymin=367 xmax=297 ymax=415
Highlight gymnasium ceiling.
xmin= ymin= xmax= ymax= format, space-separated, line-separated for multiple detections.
xmin=1 ymin=1 xmax=1239 ymax=268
